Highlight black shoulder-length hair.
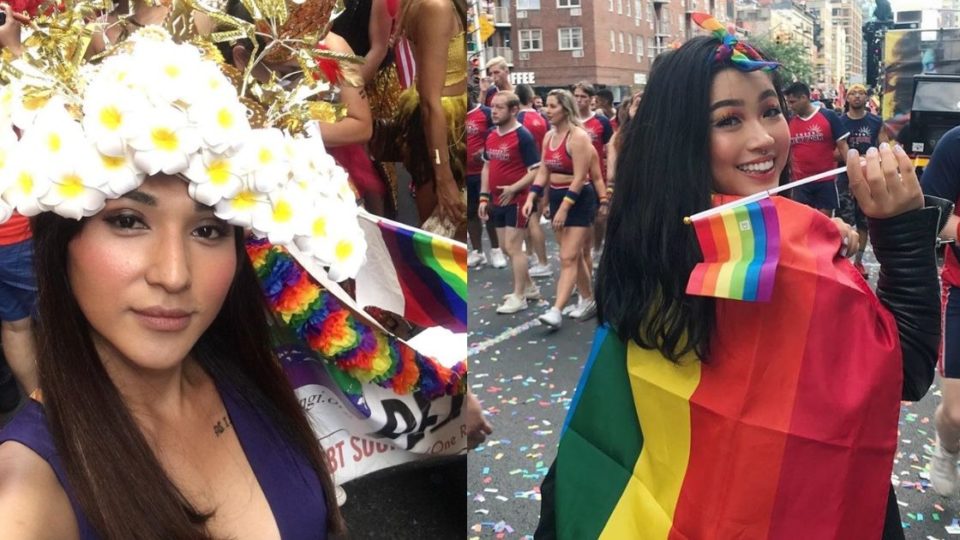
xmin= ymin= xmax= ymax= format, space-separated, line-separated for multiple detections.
xmin=31 ymin=212 xmax=345 ymax=538
xmin=596 ymin=35 xmax=790 ymax=362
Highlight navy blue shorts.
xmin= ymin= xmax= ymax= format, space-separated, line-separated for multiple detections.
xmin=792 ymin=179 xmax=839 ymax=211
xmin=942 ymin=286 xmax=960 ymax=378
xmin=836 ymin=173 xmax=868 ymax=229
xmin=467 ymin=174 xmax=481 ymax=220
xmin=489 ymin=204 xmax=527 ymax=229
xmin=548 ymin=184 xmax=597 ymax=228
xmin=0 ymin=240 xmax=36 ymax=322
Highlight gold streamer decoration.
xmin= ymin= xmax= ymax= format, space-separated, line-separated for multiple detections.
xmin=0 ymin=0 xmax=360 ymax=136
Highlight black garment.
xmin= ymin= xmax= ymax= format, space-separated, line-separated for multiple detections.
xmin=331 ymin=0 xmax=394 ymax=69
xmin=874 ymin=196 xmax=948 ymax=539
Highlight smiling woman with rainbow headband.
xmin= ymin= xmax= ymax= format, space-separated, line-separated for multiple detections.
xmin=535 ymin=14 xmax=948 ymax=540
xmin=0 ymin=8 xmax=374 ymax=537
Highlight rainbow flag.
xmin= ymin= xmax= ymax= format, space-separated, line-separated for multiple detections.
xmin=355 ymin=215 xmax=467 ymax=332
xmin=686 ymin=196 xmax=780 ymax=301
xmin=542 ymin=198 xmax=903 ymax=539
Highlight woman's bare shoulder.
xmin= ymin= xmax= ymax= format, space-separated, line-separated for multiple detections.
xmin=0 ymin=441 xmax=79 ymax=539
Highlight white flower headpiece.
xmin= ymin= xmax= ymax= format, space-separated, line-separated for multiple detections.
xmin=0 ymin=27 xmax=365 ymax=280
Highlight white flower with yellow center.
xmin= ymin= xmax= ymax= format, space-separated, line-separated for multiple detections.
xmin=293 ymin=195 xmax=340 ymax=256
xmin=196 ymin=63 xmax=239 ymax=102
xmin=252 ymin=183 xmax=312 ymax=244
xmin=0 ymin=86 xmax=16 ymax=125
xmin=242 ymin=128 xmax=290 ymax=193
xmin=324 ymin=225 xmax=367 ymax=282
xmin=184 ymin=150 xmax=248 ymax=206
xmin=0 ymin=125 xmax=18 ymax=171
xmin=132 ymin=41 xmax=205 ymax=106
xmin=1 ymin=149 xmax=52 ymax=216
xmin=10 ymin=91 xmax=67 ymax=131
xmin=188 ymin=97 xmax=251 ymax=155
xmin=93 ymin=53 xmax=137 ymax=92
xmin=20 ymin=105 xmax=87 ymax=176
xmin=127 ymin=106 xmax=201 ymax=175
xmin=82 ymin=86 xmax=147 ymax=157
xmin=214 ymin=183 xmax=269 ymax=229
xmin=91 ymin=148 xmax=145 ymax=198
xmin=39 ymin=147 xmax=108 ymax=219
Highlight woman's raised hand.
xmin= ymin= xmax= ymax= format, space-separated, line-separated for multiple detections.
xmin=845 ymin=143 xmax=924 ymax=220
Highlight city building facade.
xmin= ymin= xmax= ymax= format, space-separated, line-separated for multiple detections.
xmin=470 ymin=0 xmax=733 ymax=100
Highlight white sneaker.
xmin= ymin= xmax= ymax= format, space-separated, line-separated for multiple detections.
xmin=497 ymin=293 xmax=528 ymax=314
xmin=538 ymin=307 xmax=562 ymax=329
xmin=489 ymin=248 xmax=508 ymax=269
xmin=529 ymin=253 xmax=540 ymax=267
xmin=468 ymin=250 xmax=486 ymax=268
xmin=571 ymin=298 xmax=597 ymax=320
xmin=562 ymin=295 xmax=583 ymax=316
xmin=529 ymin=263 xmax=553 ymax=278
xmin=930 ymin=440 xmax=960 ymax=497
xmin=523 ymin=283 xmax=542 ymax=300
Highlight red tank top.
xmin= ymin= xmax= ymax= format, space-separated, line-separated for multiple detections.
xmin=543 ymin=131 xmax=574 ymax=180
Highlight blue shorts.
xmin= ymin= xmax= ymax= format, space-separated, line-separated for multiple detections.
xmin=489 ymin=204 xmax=527 ymax=229
xmin=467 ymin=174 xmax=481 ymax=220
xmin=792 ymin=180 xmax=839 ymax=211
xmin=548 ymin=184 xmax=597 ymax=228
xmin=942 ymin=286 xmax=960 ymax=378
xmin=0 ymin=240 xmax=36 ymax=322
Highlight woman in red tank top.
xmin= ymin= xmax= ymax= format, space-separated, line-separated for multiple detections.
xmin=521 ymin=89 xmax=607 ymax=330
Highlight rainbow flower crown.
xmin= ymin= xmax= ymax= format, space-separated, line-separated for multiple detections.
xmin=0 ymin=26 xmax=366 ymax=280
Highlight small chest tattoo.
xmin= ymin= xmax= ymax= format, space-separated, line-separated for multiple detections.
xmin=213 ymin=415 xmax=233 ymax=437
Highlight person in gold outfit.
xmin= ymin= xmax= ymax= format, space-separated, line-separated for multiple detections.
xmin=395 ymin=0 xmax=467 ymax=240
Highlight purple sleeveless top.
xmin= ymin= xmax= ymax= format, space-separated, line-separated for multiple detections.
xmin=0 ymin=384 xmax=328 ymax=539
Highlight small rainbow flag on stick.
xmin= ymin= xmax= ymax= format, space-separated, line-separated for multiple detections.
xmin=686 ymin=197 xmax=780 ymax=301
xmin=684 ymin=164 xmax=850 ymax=302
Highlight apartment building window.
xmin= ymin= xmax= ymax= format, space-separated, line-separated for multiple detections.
xmin=626 ymin=0 xmax=631 ymax=16
xmin=628 ymin=34 xmax=633 ymax=54
xmin=635 ymin=0 xmax=641 ymax=20
xmin=610 ymin=30 xmax=616 ymax=52
xmin=619 ymin=32 xmax=625 ymax=53
xmin=557 ymin=0 xmax=581 ymax=8
xmin=648 ymin=37 xmax=655 ymax=58
xmin=609 ymin=0 xmax=613 ymax=11
xmin=647 ymin=1 xmax=654 ymax=28
xmin=517 ymin=0 xmax=540 ymax=9
xmin=519 ymin=29 xmax=543 ymax=51
xmin=559 ymin=27 xmax=583 ymax=50
xmin=617 ymin=0 xmax=623 ymax=14
xmin=636 ymin=36 xmax=644 ymax=62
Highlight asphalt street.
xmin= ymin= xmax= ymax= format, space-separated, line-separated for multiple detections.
xmin=467 ymin=224 xmax=959 ymax=540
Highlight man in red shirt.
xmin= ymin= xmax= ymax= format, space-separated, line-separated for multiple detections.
xmin=573 ymin=81 xmax=612 ymax=282
xmin=466 ymin=88 xmax=506 ymax=269
xmin=479 ymin=92 xmax=541 ymax=314
xmin=515 ymin=84 xmax=552 ymax=279
xmin=784 ymin=82 xmax=850 ymax=216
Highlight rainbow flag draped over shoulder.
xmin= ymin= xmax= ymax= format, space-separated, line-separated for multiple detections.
xmin=355 ymin=214 xmax=467 ymax=332
xmin=686 ymin=196 xmax=780 ymax=302
xmin=545 ymin=197 xmax=903 ymax=539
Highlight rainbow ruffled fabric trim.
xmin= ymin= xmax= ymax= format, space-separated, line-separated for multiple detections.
xmin=246 ymin=237 xmax=466 ymax=399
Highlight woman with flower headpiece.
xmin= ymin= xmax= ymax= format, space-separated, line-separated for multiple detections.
xmin=534 ymin=15 xmax=946 ymax=540
xmin=394 ymin=0 xmax=468 ymax=240
xmin=0 ymin=26 xmax=365 ymax=538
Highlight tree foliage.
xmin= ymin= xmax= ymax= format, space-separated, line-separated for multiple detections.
xmin=873 ymin=0 xmax=894 ymax=22
xmin=749 ymin=36 xmax=816 ymax=85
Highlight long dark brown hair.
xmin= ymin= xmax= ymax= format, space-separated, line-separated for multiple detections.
xmin=31 ymin=213 xmax=345 ymax=538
